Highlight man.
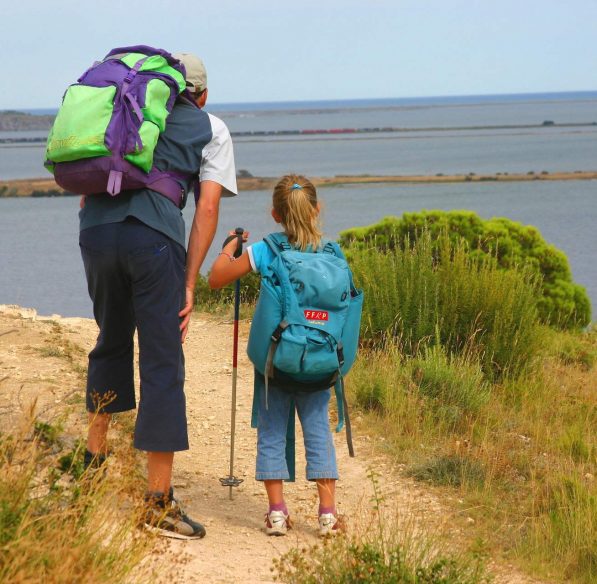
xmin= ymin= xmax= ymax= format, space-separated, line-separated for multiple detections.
xmin=79 ymin=53 xmax=237 ymax=539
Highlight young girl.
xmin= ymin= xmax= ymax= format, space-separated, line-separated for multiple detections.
xmin=209 ymin=174 xmax=342 ymax=537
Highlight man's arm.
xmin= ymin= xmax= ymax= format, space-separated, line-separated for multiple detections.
xmin=178 ymin=180 xmax=223 ymax=342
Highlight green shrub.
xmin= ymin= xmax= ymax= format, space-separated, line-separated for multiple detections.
xmin=348 ymin=343 xmax=492 ymax=459
xmin=0 ymin=186 xmax=17 ymax=197
xmin=348 ymin=234 xmax=541 ymax=379
xmin=410 ymin=346 xmax=490 ymax=423
xmin=340 ymin=211 xmax=591 ymax=329
xmin=549 ymin=327 xmax=597 ymax=370
xmin=194 ymin=270 xmax=261 ymax=309
xmin=558 ymin=425 xmax=596 ymax=464
xmin=33 ymin=420 xmax=63 ymax=446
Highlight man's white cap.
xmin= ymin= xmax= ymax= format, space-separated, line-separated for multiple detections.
xmin=174 ymin=53 xmax=207 ymax=93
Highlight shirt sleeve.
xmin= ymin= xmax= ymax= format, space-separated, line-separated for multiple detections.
xmin=200 ymin=113 xmax=238 ymax=197
xmin=247 ymin=241 xmax=270 ymax=274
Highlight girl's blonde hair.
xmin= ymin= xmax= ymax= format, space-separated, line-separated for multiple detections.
xmin=272 ymin=174 xmax=322 ymax=251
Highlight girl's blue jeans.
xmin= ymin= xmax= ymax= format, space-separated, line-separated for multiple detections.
xmin=255 ymin=380 xmax=339 ymax=481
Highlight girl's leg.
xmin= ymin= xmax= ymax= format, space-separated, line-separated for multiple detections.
xmin=296 ymin=390 xmax=342 ymax=535
xmin=316 ymin=478 xmax=336 ymax=511
xmin=255 ymin=377 xmax=292 ymax=534
xmin=264 ymin=480 xmax=285 ymax=506
xmin=295 ymin=389 xmax=339 ymax=509
xmin=264 ymin=479 xmax=290 ymax=535
xmin=255 ymin=379 xmax=293 ymax=484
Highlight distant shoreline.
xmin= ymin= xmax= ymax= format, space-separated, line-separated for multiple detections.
xmin=1 ymin=171 xmax=596 ymax=198
xmin=1 ymin=121 xmax=596 ymax=139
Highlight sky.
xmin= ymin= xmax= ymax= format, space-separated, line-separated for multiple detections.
xmin=3 ymin=0 xmax=597 ymax=110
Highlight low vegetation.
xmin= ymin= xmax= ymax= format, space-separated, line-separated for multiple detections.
xmin=339 ymin=211 xmax=591 ymax=329
xmin=347 ymin=331 xmax=596 ymax=582
xmin=341 ymin=226 xmax=595 ymax=582
xmin=0 ymin=411 xmax=152 ymax=583
xmin=274 ymin=535 xmax=488 ymax=583
xmin=194 ymin=269 xmax=261 ymax=311
xmin=274 ymin=473 xmax=489 ymax=583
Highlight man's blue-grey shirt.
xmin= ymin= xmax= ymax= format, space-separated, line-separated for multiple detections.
xmin=79 ymin=102 xmax=237 ymax=248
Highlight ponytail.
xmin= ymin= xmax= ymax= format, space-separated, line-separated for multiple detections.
xmin=272 ymin=174 xmax=322 ymax=251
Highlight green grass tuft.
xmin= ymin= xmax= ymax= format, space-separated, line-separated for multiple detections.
xmin=408 ymin=455 xmax=486 ymax=489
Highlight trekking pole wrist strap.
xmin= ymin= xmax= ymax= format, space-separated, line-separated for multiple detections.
xmin=222 ymin=227 xmax=245 ymax=258
xmin=219 ymin=251 xmax=237 ymax=262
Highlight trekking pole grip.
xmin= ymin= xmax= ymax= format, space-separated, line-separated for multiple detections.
xmin=234 ymin=227 xmax=244 ymax=258
xmin=221 ymin=227 xmax=245 ymax=258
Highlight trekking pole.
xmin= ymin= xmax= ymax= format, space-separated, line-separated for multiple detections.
xmin=219 ymin=227 xmax=245 ymax=499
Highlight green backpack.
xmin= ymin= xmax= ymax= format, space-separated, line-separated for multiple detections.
xmin=45 ymin=45 xmax=195 ymax=206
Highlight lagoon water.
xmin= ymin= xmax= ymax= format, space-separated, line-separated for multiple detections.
xmin=0 ymin=180 xmax=595 ymax=318
xmin=3 ymin=127 xmax=597 ymax=180
xmin=1 ymin=93 xmax=596 ymax=318
xmin=2 ymin=92 xmax=597 ymax=180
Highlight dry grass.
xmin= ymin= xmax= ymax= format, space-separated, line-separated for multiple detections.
xmin=0 ymin=406 xmax=155 ymax=583
xmin=273 ymin=471 xmax=490 ymax=583
xmin=347 ymin=327 xmax=596 ymax=582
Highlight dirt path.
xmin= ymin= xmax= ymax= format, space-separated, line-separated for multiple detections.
xmin=0 ymin=305 xmax=545 ymax=583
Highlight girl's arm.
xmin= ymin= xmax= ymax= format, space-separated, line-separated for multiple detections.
xmin=208 ymin=236 xmax=253 ymax=289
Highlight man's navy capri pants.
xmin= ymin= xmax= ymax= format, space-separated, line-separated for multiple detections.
xmin=79 ymin=217 xmax=188 ymax=452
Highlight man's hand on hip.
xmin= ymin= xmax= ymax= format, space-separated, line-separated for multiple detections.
xmin=178 ymin=287 xmax=194 ymax=343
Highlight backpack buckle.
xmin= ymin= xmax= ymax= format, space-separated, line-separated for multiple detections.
xmin=271 ymin=321 xmax=288 ymax=343
xmin=337 ymin=342 xmax=345 ymax=367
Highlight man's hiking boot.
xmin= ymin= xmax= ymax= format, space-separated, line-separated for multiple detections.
xmin=144 ymin=488 xmax=206 ymax=540
xmin=79 ymin=449 xmax=108 ymax=483
xmin=83 ymin=449 xmax=107 ymax=470
xmin=265 ymin=509 xmax=291 ymax=536
xmin=318 ymin=512 xmax=343 ymax=537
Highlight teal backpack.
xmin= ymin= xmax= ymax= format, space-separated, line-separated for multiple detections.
xmin=248 ymin=233 xmax=364 ymax=457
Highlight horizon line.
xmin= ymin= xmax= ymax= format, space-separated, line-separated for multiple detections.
xmin=5 ymin=89 xmax=597 ymax=113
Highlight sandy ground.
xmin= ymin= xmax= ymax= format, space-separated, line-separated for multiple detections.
xmin=0 ymin=304 xmax=548 ymax=583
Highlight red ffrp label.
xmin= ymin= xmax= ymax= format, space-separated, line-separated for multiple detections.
xmin=304 ymin=310 xmax=329 ymax=321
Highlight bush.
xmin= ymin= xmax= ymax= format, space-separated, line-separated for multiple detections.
xmin=348 ymin=234 xmax=541 ymax=379
xmin=339 ymin=211 xmax=591 ymax=329
xmin=349 ymin=344 xmax=490 ymax=448
xmin=410 ymin=346 xmax=490 ymax=423
xmin=194 ymin=270 xmax=261 ymax=309
xmin=549 ymin=327 xmax=597 ymax=370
